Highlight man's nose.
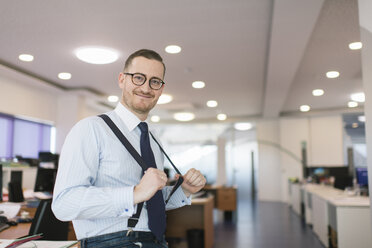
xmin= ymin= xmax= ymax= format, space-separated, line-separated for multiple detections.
xmin=140 ymin=79 xmax=152 ymax=92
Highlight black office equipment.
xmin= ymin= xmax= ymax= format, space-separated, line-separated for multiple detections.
xmin=34 ymin=168 xmax=57 ymax=192
xmin=38 ymin=152 xmax=59 ymax=168
xmin=29 ymin=199 xmax=69 ymax=240
xmin=10 ymin=170 xmax=23 ymax=188
xmin=8 ymin=181 xmax=24 ymax=202
xmin=38 ymin=152 xmax=54 ymax=162
xmin=16 ymin=157 xmax=40 ymax=167
xmin=307 ymin=166 xmax=352 ymax=189
xmin=0 ymin=215 xmax=10 ymax=232
xmin=334 ymin=175 xmax=353 ymax=190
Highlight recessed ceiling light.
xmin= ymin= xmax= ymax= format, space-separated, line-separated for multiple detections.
xmin=326 ymin=71 xmax=340 ymax=79
xmin=58 ymin=72 xmax=72 ymax=80
xmin=158 ymin=94 xmax=173 ymax=104
xmin=165 ymin=45 xmax=181 ymax=54
xmin=348 ymin=101 xmax=358 ymax=108
xmin=350 ymin=92 xmax=365 ymax=102
xmin=107 ymin=95 xmax=119 ymax=103
xmin=300 ymin=105 xmax=310 ymax=112
xmin=151 ymin=115 xmax=160 ymax=123
xmin=352 ymin=123 xmax=359 ymax=128
xmin=358 ymin=116 xmax=365 ymax=122
xmin=217 ymin=114 xmax=227 ymax=121
xmin=234 ymin=122 xmax=252 ymax=131
xmin=19 ymin=54 xmax=34 ymax=62
xmin=75 ymin=47 xmax=119 ymax=64
xmin=312 ymin=89 xmax=324 ymax=96
xmin=174 ymin=112 xmax=195 ymax=122
xmin=192 ymin=81 xmax=205 ymax=89
xmin=349 ymin=42 xmax=362 ymax=50
xmin=206 ymin=100 xmax=218 ymax=108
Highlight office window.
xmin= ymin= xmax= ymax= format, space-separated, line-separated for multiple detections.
xmin=0 ymin=113 xmax=53 ymax=159
xmin=0 ymin=114 xmax=13 ymax=158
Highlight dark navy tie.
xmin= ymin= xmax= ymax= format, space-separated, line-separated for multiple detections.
xmin=138 ymin=122 xmax=166 ymax=240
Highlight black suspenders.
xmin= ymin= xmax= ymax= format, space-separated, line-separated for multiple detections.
xmin=98 ymin=114 xmax=183 ymax=230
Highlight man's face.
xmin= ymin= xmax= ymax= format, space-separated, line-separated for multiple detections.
xmin=118 ymin=56 xmax=164 ymax=118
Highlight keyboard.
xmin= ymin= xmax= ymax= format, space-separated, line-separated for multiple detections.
xmin=0 ymin=222 xmax=10 ymax=232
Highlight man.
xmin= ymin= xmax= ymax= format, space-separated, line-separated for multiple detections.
xmin=52 ymin=49 xmax=206 ymax=248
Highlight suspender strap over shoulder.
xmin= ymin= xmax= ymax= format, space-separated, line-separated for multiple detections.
xmin=98 ymin=114 xmax=146 ymax=229
xmin=150 ymin=133 xmax=184 ymax=204
xmin=99 ymin=114 xmax=148 ymax=170
xmin=98 ymin=114 xmax=184 ymax=227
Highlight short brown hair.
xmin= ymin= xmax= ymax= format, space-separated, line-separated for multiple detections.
xmin=123 ymin=49 xmax=166 ymax=75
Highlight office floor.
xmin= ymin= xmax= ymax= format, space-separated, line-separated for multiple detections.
xmin=213 ymin=199 xmax=325 ymax=248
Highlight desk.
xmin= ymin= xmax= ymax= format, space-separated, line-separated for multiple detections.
xmin=300 ymin=184 xmax=371 ymax=248
xmin=288 ymin=183 xmax=302 ymax=216
xmin=166 ymin=196 xmax=214 ymax=248
xmin=203 ymin=185 xmax=237 ymax=211
xmin=0 ymin=204 xmax=76 ymax=241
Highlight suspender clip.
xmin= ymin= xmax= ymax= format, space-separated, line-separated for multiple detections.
xmin=126 ymin=228 xmax=134 ymax=236
xmin=127 ymin=217 xmax=140 ymax=229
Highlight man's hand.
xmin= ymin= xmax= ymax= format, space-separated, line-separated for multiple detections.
xmin=133 ymin=168 xmax=167 ymax=204
xmin=176 ymin=168 xmax=206 ymax=197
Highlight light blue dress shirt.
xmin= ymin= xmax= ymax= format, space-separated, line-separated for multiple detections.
xmin=52 ymin=103 xmax=191 ymax=240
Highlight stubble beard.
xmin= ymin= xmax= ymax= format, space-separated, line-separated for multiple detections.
xmin=122 ymin=91 xmax=157 ymax=117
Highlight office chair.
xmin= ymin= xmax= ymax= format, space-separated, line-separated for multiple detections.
xmin=29 ymin=199 xmax=69 ymax=240
xmin=8 ymin=182 xmax=24 ymax=202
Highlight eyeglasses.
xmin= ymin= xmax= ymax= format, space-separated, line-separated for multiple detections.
xmin=124 ymin=72 xmax=165 ymax=90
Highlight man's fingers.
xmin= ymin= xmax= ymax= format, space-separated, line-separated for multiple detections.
xmin=184 ymin=169 xmax=204 ymax=185
xmin=184 ymin=168 xmax=196 ymax=180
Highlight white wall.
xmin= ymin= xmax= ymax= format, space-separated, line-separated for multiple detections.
xmin=257 ymin=115 xmax=345 ymax=202
xmin=256 ymin=119 xmax=282 ymax=201
xmin=55 ymin=95 xmax=86 ymax=153
xmin=227 ymin=140 xmax=258 ymax=200
xmin=0 ymin=74 xmax=58 ymax=122
xmin=0 ymin=68 xmax=103 ymax=154
xmin=309 ymin=115 xmax=344 ymax=166
xmin=216 ymin=137 xmax=227 ymax=185
xmin=358 ymin=0 xmax=372 ymax=224
xmin=279 ymin=117 xmax=309 ymax=202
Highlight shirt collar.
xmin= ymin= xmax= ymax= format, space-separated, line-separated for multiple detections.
xmin=114 ymin=102 xmax=143 ymax=132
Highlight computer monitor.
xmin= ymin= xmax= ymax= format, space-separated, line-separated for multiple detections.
xmin=34 ymin=168 xmax=57 ymax=192
xmin=38 ymin=152 xmax=59 ymax=169
xmin=333 ymin=175 xmax=353 ymax=190
xmin=356 ymin=167 xmax=368 ymax=187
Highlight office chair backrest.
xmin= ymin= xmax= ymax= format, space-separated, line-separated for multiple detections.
xmin=29 ymin=199 xmax=69 ymax=240
xmin=8 ymin=182 xmax=24 ymax=202
xmin=34 ymin=168 xmax=57 ymax=192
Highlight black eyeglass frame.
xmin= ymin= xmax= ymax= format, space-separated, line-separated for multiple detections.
xmin=124 ymin=72 xmax=165 ymax=90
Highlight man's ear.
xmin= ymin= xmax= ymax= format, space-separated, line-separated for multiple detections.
xmin=118 ymin=73 xmax=125 ymax=88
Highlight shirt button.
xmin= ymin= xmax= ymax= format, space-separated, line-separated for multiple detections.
xmin=182 ymin=200 xmax=185 ymax=203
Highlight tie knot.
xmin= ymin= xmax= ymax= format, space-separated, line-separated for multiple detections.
xmin=138 ymin=122 xmax=148 ymax=133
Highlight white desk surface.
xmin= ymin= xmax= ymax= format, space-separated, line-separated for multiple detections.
xmin=302 ymin=184 xmax=370 ymax=207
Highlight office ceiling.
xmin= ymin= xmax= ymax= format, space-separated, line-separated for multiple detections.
xmin=0 ymin=0 xmax=365 ymax=123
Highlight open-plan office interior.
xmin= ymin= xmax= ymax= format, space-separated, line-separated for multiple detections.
xmin=1 ymin=0 xmax=372 ymax=247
